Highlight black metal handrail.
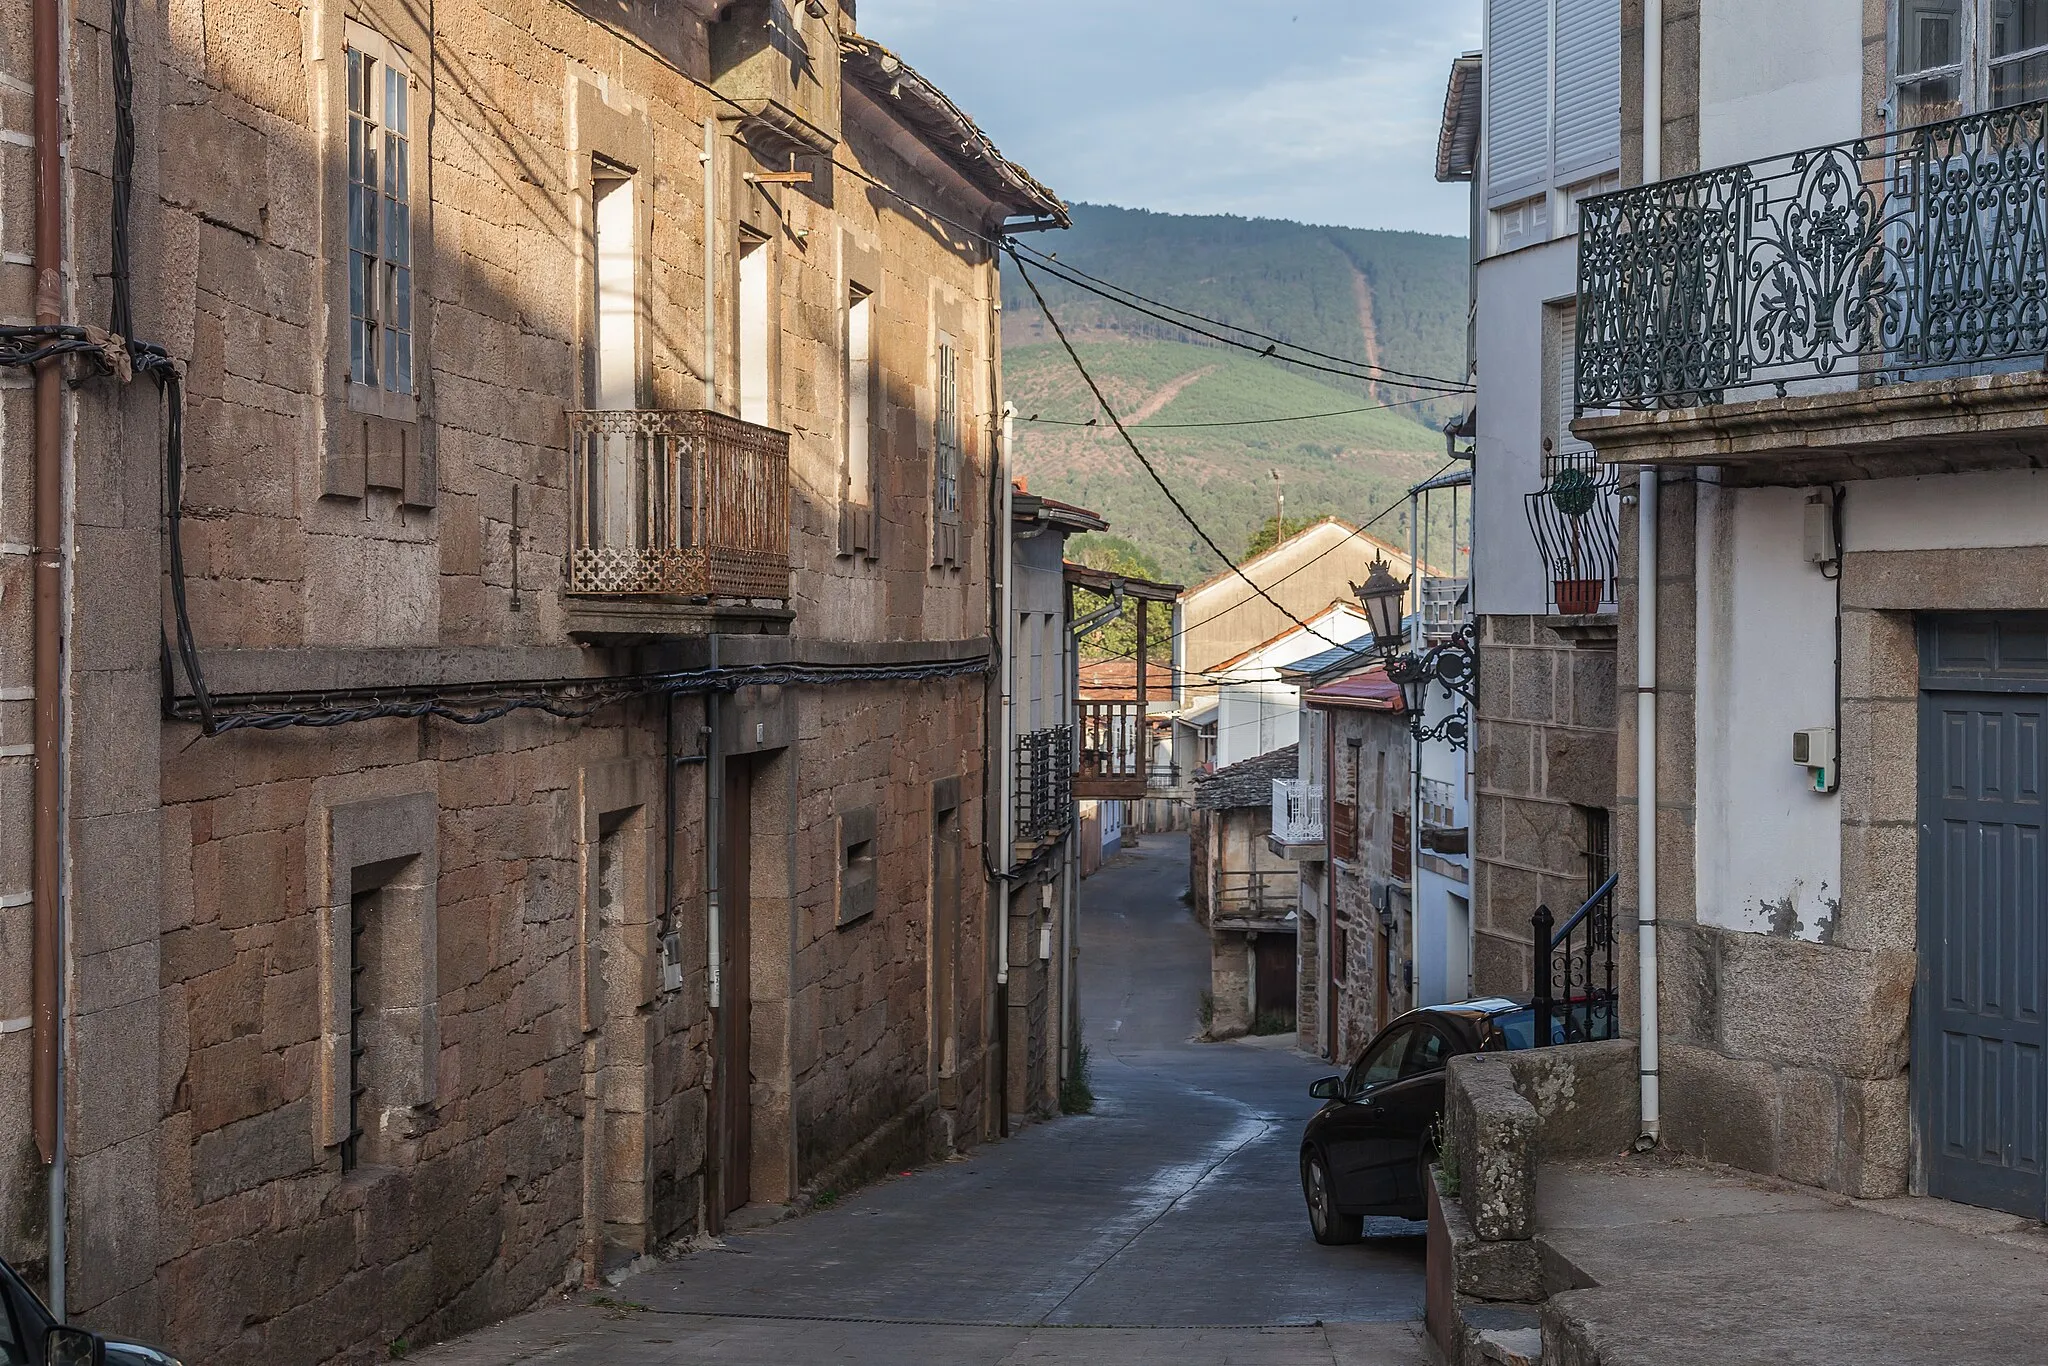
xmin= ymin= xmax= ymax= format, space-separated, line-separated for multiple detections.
xmin=1531 ymin=871 xmax=1620 ymax=1046
xmin=1577 ymin=100 xmax=2048 ymax=411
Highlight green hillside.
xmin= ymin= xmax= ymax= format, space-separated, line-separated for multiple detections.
xmin=1006 ymin=339 xmax=1445 ymax=587
xmin=1000 ymin=204 xmax=1469 ymax=586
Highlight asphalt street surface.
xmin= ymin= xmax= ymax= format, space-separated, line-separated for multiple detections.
xmin=415 ymin=833 xmax=1428 ymax=1365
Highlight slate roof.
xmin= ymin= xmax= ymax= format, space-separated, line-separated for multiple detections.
xmin=1193 ymin=743 xmax=1298 ymax=811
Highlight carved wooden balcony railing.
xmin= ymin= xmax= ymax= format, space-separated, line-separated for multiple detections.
xmin=1075 ymin=699 xmax=1150 ymax=799
xmin=567 ymin=408 xmax=790 ymax=600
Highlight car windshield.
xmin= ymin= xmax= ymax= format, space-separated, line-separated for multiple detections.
xmin=1489 ymin=1001 xmax=1614 ymax=1049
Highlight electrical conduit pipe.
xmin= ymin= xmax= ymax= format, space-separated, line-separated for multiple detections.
xmin=32 ymin=0 xmax=69 ymax=1316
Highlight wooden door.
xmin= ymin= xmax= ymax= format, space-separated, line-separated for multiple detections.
xmin=932 ymin=803 xmax=962 ymax=1103
xmin=719 ymin=755 xmax=753 ymax=1217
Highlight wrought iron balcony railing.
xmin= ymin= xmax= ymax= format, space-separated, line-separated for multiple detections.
xmin=1271 ymin=778 xmax=1325 ymax=847
xmin=567 ymin=408 xmax=791 ymax=599
xmin=1016 ymin=724 xmax=1074 ymax=844
xmin=1577 ymin=101 xmax=2048 ymax=412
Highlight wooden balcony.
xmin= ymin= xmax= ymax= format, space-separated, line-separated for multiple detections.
xmin=565 ymin=409 xmax=791 ymax=640
xmin=1075 ymin=699 xmax=1149 ymax=799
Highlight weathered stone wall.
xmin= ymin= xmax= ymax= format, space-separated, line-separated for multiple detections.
xmin=1471 ymin=615 xmax=1616 ymax=997
xmin=6 ymin=0 xmax=1019 ymax=1360
xmin=1327 ymin=704 xmax=1412 ymax=1060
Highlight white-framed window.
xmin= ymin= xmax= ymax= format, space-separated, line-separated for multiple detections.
xmin=345 ymin=24 xmax=414 ymax=407
xmin=1894 ymin=1 xmax=2048 ymax=125
xmin=840 ymin=282 xmax=880 ymax=557
xmin=739 ymin=229 xmax=771 ymax=425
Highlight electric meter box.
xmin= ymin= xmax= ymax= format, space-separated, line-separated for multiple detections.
xmin=1793 ymin=727 xmax=1837 ymax=794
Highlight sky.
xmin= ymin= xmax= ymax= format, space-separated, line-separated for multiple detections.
xmin=855 ymin=0 xmax=1483 ymax=237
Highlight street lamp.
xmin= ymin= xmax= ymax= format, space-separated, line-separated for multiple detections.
xmin=1351 ymin=558 xmax=1409 ymax=651
xmin=1353 ymin=558 xmax=1477 ymax=751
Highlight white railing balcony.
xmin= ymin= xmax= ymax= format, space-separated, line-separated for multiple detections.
xmin=1272 ymin=778 xmax=1325 ymax=846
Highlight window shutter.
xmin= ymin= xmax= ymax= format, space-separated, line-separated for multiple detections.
xmin=1485 ymin=0 xmax=1550 ymax=207
xmin=1550 ymin=302 xmax=1596 ymax=473
xmin=1553 ymin=0 xmax=1621 ymax=183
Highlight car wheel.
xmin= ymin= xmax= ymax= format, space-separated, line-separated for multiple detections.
xmin=1301 ymin=1149 xmax=1364 ymax=1245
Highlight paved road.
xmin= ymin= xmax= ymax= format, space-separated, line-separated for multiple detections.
xmin=416 ymin=834 xmax=1428 ymax=1365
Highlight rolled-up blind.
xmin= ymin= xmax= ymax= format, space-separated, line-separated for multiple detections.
xmin=1486 ymin=0 xmax=1550 ymax=206
xmin=1554 ymin=0 xmax=1622 ymax=182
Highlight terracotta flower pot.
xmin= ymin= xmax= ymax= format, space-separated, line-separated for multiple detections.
xmin=1554 ymin=578 xmax=1603 ymax=616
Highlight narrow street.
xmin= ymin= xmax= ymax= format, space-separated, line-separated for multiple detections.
xmin=414 ymin=834 xmax=1427 ymax=1366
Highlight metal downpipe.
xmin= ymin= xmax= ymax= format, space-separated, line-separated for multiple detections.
xmin=1636 ymin=0 xmax=1664 ymax=1151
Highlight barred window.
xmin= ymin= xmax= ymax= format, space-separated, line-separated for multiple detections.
xmin=347 ymin=31 xmax=413 ymax=398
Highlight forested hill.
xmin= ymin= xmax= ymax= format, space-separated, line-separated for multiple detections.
xmin=1000 ymin=203 xmax=1469 ymax=587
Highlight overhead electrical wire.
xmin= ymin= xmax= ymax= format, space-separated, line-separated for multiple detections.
xmin=1008 ymin=245 xmax=1357 ymax=652
xmin=1067 ymin=449 xmax=1467 ymax=684
xmin=1007 ymin=244 xmax=1475 ymax=395
xmin=1021 ymin=393 xmax=1445 ymax=429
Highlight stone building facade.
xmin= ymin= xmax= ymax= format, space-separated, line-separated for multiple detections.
xmin=1297 ymin=670 xmax=1413 ymax=1064
xmin=1 ymin=0 xmax=1063 ymax=1362
xmin=1438 ymin=8 xmax=1623 ymax=1003
xmin=1581 ymin=0 xmax=2048 ymax=1220
xmin=1190 ymin=744 xmax=1301 ymax=1038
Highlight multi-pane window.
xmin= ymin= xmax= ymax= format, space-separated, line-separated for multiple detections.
xmin=347 ymin=33 xmax=413 ymax=398
xmin=932 ymin=331 xmax=962 ymax=565
xmin=1895 ymin=1 xmax=2048 ymax=125
xmin=935 ymin=334 xmax=961 ymax=518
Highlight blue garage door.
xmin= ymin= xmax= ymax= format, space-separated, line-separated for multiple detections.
xmin=1919 ymin=615 xmax=2048 ymax=1219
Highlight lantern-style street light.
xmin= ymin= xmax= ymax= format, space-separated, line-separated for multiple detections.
xmin=1352 ymin=559 xmax=1477 ymax=751
xmin=1351 ymin=558 xmax=1410 ymax=650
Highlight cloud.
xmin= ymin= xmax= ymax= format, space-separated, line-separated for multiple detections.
xmin=856 ymin=0 xmax=1480 ymax=234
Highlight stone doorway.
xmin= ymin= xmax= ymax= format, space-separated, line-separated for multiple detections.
xmin=1916 ymin=614 xmax=2048 ymax=1220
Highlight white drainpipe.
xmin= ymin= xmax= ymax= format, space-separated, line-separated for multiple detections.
xmin=1635 ymin=0 xmax=1663 ymax=1148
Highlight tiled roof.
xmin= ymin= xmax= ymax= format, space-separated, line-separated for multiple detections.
xmin=1193 ymin=743 xmax=1297 ymax=810
xmin=1075 ymin=657 xmax=1177 ymax=700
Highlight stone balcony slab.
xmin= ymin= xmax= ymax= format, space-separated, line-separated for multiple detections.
xmin=1573 ymin=370 xmax=2048 ymax=485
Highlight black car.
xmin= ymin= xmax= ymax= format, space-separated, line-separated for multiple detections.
xmin=0 ymin=1258 xmax=182 ymax=1366
xmin=1299 ymin=997 xmax=1551 ymax=1242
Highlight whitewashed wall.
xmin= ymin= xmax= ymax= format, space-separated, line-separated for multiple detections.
xmin=1473 ymin=238 xmax=1578 ymax=618
xmin=1694 ymin=484 xmax=1843 ymax=941
xmin=1699 ymin=0 xmax=1863 ymax=170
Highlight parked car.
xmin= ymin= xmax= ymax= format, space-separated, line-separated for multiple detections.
xmin=1299 ymin=997 xmax=1564 ymax=1242
xmin=0 ymin=1258 xmax=182 ymax=1366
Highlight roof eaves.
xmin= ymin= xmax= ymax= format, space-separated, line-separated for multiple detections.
xmin=1436 ymin=53 xmax=1483 ymax=184
xmin=840 ymin=35 xmax=1070 ymax=226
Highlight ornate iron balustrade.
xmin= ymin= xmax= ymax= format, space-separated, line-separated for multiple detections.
xmin=1531 ymin=872 xmax=1620 ymax=1046
xmin=1271 ymin=778 xmax=1325 ymax=846
xmin=1015 ymin=724 xmax=1074 ymax=843
xmin=567 ymin=409 xmax=791 ymax=598
xmin=1525 ymin=468 xmax=1620 ymax=616
xmin=1577 ymin=101 xmax=2048 ymax=411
